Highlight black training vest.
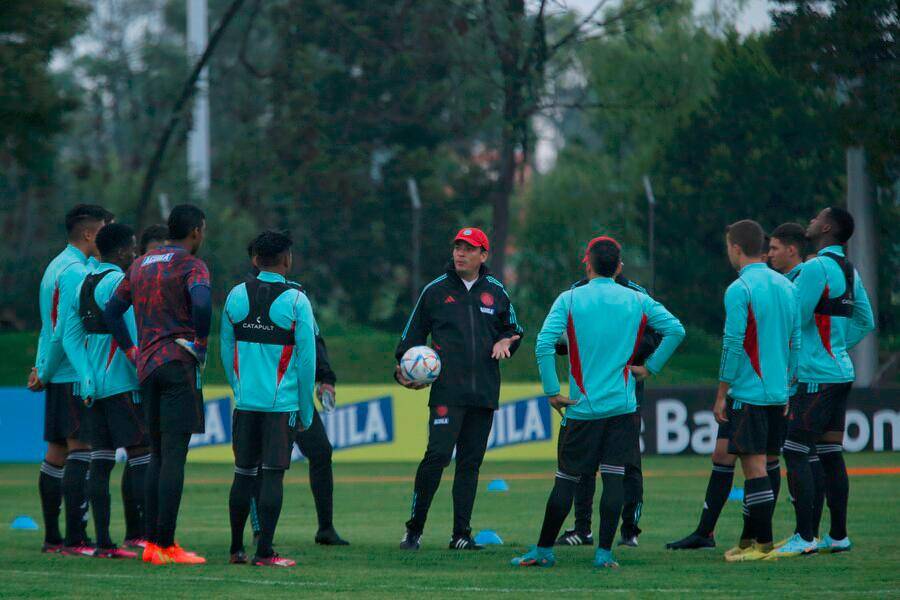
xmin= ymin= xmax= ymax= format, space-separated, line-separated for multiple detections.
xmin=813 ymin=252 xmax=855 ymax=318
xmin=233 ymin=279 xmax=295 ymax=345
xmin=79 ymin=270 xmax=115 ymax=334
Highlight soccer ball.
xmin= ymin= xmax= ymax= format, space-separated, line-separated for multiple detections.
xmin=400 ymin=346 xmax=442 ymax=385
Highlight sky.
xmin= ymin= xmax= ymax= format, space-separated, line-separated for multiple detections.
xmin=566 ymin=0 xmax=773 ymax=34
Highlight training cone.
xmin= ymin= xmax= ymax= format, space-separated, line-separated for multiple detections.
xmin=474 ymin=530 xmax=503 ymax=546
xmin=728 ymin=487 xmax=744 ymax=502
xmin=487 ymin=479 xmax=509 ymax=492
xmin=11 ymin=515 xmax=39 ymax=531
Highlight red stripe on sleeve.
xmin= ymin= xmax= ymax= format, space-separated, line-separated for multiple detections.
xmin=624 ymin=314 xmax=648 ymax=383
xmin=566 ymin=313 xmax=586 ymax=396
xmin=816 ymin=285 xmax=834 ymax=357
xmin=744 ymin=305 xmax=762 ymax=378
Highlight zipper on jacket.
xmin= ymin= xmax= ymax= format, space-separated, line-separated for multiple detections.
xmin=468 ymin=303 xmax=477 ymax=392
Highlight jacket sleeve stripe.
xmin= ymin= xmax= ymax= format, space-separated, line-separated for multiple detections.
xmin=400 ymin=274 xmax=447 ymax=341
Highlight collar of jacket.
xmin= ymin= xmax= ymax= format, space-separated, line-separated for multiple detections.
xmin=444 ymin=262 xmax=491 ymax=284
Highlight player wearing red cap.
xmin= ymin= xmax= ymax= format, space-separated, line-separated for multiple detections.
xmin=395 ymin=227 xmax=524 ymax=551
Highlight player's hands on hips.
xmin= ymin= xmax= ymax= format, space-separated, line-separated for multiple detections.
xmin=394 ymin=365 xmax=429 ymax=390
xmin=175 ymin=338 xmax=207 ymax=368
xmin=492 ymin=335 xmax=521 ymax=360
xmin=713 ymin=395 xmax=728 ymax=424
xmin=27 ymin=368 xmax=45 ymax=392
xmin=628 ymin=365 xmax=650 ymax=381
xmin=548 ymin=394 xmax=576 ymax=417
xmin=317 ymin=383 xmax=336 ymax=413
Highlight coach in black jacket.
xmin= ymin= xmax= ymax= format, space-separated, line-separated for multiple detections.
xmin=395 ymin=227 xmax=523 ymax=551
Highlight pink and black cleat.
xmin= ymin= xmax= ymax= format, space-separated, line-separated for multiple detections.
xmin=94 ymin=546 xmax=138 ymax=559
xmin=251 ymin=553 xmax=296 ymax=568
xmin=123 ymin=538 xmax=148 ymax=550
xmin=61 ymin=543 xmax=96 ymax=557
xmin=41 ymin=542 xmax=64 ymax=554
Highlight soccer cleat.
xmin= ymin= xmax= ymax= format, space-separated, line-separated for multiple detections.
xmin=727 ymin=543 xmax=773 ymax=562
xmin=142 ymin=542 xmax=159 ymax=563
xmin=252 ymin=553 xmax=296 ymax=567
xmin=41 ymin=542 xmax=64 ymax=554
xmin=448 ymin=534 xmax=484 ymax=550
xmin=765 ymin=534 xmax=818 ymax=559
xmin=818 ymin=535 xmax=852 ymax=554
xmin=593 ymin=548 xmax=619 ymax=568
xmin=172 ymin=543 xmax=205 ymax=563
xmin=556 ymin=529 xmax=593 ymax=546
xmin=666 ymin=532 xmax=716 ymax=550
xmin=61 ymin=543 xmax=95 ymax=557
xmin=724 ymin=543 xmax=752 ymax=561
xmin=315 ymin=527 xmax=350 ymax=546
xmin=94 ymin=546 xmax=138 ymax=559
xmin=155 ymin=544 xmax=206 ymax=565
xmin=511 ymin=546 xmax=556 ymax=568
xmin=618 ymin=534 xmax=639 ymax=548
xmin=399 ymin=530 xmax=422 ymax=551
xmin=150 ymin=546 xmax=174 ymax=565
xmin=773 ymin=536 xmax=792 ymax=549
xmin=123 ymin=538 xmax=148 ymax=550
xmin=230 ymin=550 xmax=248 ymax=564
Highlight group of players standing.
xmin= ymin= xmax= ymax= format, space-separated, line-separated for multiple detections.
xmin=28 ymin=202 xmax=873 ymax=570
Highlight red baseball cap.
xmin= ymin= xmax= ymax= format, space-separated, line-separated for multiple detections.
xmin=582 ymin=235 xmax=621 ymax=263
xmin=454 ymin=227 xmax=490 ymax=251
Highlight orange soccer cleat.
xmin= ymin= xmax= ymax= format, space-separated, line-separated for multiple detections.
xmin=142 ymin=542 xmax=159 ymax=563
xmin=168 ymin=544 xmax=206 ymax=565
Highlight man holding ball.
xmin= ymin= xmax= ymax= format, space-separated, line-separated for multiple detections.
xmin=395 ymin=228 xmax=524 ymax=551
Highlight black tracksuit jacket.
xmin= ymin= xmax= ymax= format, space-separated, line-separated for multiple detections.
xmin=395 ymin=264 xmax=524 ymax=410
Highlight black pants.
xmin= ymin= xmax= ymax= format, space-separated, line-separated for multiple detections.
xmin=295 ymin=410 xmax=335 ymax=531
xmin=406 ymin=405 xmax=494 ymax=536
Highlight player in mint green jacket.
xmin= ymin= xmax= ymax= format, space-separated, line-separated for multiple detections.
xmin=513 ymin=237 xmax=684 ymax=570
xmin=219 ymin=231 xmax=316 ymax=567
xmin=61 ymin=223 xmax=150 ymax=555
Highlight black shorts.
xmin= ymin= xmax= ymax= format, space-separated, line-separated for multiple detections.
xmin=232 ymin=409 xmax=297 ymax=470
xmin=43 ymin=382 xmax=85 ymax=444
xmin=140 ymin=361 xmax=205 ymax=436
xmin=787 ymin=382 xmax=851 ymax=436
xmin=87 ymin=391 xmax=150 ymax=450
xmin=726 ymin=399 xmax=786 ymax=456
xmin=557 ymin=413 xmax=636 ymax=478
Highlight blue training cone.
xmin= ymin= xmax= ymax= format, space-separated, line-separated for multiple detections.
xmin=487 ymin=479 xmax=509 ymax=492
xmin=474 ymin=529 xmax=504 ymax=546
xmin=728 ymin=487 xmax=744 ymax=502
xmin=11 ymin=515 xmax=39 ymax=531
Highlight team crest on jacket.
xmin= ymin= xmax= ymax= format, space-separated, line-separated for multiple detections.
xmin=435 ymin=405 xmax=448 ymax=417
xmin=480 ymin=292 xmax=494 ymax=307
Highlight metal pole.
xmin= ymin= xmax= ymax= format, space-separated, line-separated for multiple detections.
xmin=407 ymin=178 xmax=422 ymax=304
xmin=846 ymin=147 xmax=878 ymax=387
xmin=642 ymin=175 xmax=656 ymax=294
xmin=187 ymin=0 xmax=210 ymax=200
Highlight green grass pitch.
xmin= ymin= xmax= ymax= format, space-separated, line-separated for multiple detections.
xmin=1 ymin=454 xmax=898 ymax=598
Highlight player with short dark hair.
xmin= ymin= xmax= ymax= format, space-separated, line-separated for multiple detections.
xmin=771 ymin=207 xmax=874 ymax=557
xmin=512 ymin=237 xmax=684 ymax=569
xmin=709 ymin=220 xmax=800 ymax=562
xmin=240 ymin=233 xmax=349 ymax=549
xmin=103 ymin=204 xmax=211 ymax=565
xmin=396 ymin=227 xmax=523 ymax=551
xmin=62 ymin=223 xmax=150 ymax=558
xmin=30 ymin=204 xmax=112 ymax=555
xmin=221 ymin=230 xmax=317 ymax=567
xmin=139 ymin=225 xmax=168 ymax=254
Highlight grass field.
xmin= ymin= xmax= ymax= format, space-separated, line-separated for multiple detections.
xmin=1 ymin=454 xmax=898 ymax=598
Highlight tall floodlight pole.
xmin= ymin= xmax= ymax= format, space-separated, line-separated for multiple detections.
xmin=642 ymin=175 xmax=656 ymax=294
xmin=846 ymin=147 xmax=878 ymax=387
xmin=187 ymin=0 xmax=210 ymax=200
xmin=407 ymin=178 xmax=422 ymax=304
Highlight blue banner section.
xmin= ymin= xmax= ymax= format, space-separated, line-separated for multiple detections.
xmin=0 ymin=387 xmax=46 ymax=462
xmin=188 ymin=396 xmax=233 ymax=449
xmin=486 ymin=395 xmax=552 ymax=450
xmin=295 ymin=396 xmax=394 ymax=460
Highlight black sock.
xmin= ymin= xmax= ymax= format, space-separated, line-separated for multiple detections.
xmin=810 ymin=454 xmax=826 ymax=538
xmin=124 ymin=454 xmax=149 ymax=540
xmin=783 ymin=439 xmax=815 ymax=542
xmin=767 ymin=459 xmax=782 ymax=504
xmin=249 ymin=470 xmax=262 ymax=536
xmin=620 ymin=463 xmax=643 ymax=538
xmin=537 ymin=472 xmax=578 ymax=548
xmin=63 ymin=451 xmax=90 ymax=546
xmin=597 ymin=467 xmax=625 ymax=550
xmin=88 ymin=450 xmax=116 ymax=548
xmin=744 ymin=476 xmax=775 ymax=545
xmin=307 ymin=447 xmax=334 ymax=532
xmin=156 ymin=432 xmax=191 ymax=548
xmin=818 ymin=444 xmax=849 ymax=540
xmin=39 ymin=461 xmax=64 ymax=544
xmin=696 ymin=463 xmax=734 ymax=537
xmin=573 ymin=474 xmax=596 ymax=534
xmin=229 ymin=467 xmax=257 ymax=554
xmin=145 ymin=444 xmax=161 ymax=544
xmin=256 ymin=469 xmax=285 ymax=558
xmin=739 ymin=501 xmax=753 ymax=545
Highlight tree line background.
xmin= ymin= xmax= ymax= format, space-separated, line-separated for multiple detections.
xmin=1 ymin=0 xmax=897 ymax=373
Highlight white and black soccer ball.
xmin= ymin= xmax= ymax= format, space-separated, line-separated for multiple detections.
xmin=400 ymin=346 xmax=442 ymax=385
